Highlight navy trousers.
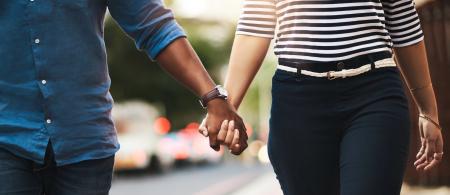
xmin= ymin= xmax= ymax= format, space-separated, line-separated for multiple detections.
xmin=269 ymin=67 xmax=411 ymax=195
xmin=0 ymin=144 xmax=114 ymax=195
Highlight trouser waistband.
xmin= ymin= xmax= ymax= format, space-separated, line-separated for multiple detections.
xmin=277 ymin=51 xmax=396 ymax=80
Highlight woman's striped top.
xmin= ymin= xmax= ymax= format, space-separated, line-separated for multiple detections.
xmin=236 ymin=0 xmax=424 ymax=62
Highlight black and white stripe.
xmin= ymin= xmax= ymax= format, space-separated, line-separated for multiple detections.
xmin=236 ymin=0 xmax=424 ymax=62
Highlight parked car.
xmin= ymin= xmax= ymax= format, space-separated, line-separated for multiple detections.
xmin=157 ymin=123 xmax=223 ymax=165
xmin=112 ymin=101 xmax=174 ymax=172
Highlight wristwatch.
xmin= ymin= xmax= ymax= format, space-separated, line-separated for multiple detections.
xmin=199 ymin=85 xmax=228 ymax=109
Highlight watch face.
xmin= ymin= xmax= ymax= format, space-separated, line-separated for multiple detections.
xmin=217 ymin=86 xmax=228 ymax=97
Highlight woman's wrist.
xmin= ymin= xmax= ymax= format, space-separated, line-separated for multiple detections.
xmin=227 ymin=98 xmax=240 ymax=111
xmin=419 ymin=111 xmax=439 ymax=123
xmin=417 ymin=104 xmax=439 ymax=121
xmin=417 ymin=103 xmax=439 ymax=122
xmin=417 ymin=102 xmax=439 ymax=124
xmin=419 ymin=113 xmax=442 ymax=130
xmin=223 ymin=85 xmax=243 ymax=111
xmin=408 ymin=82 xmax=439 ymax=122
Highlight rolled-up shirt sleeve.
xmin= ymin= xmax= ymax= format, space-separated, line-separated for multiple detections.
xmin=108 ymin=0 xmax=186 ymax=60
xmin=381 ymin=0 xmax=424 ymax=48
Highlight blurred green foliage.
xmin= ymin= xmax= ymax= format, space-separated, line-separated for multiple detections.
xmin=104 ymin=16 xmax=235 ymax=129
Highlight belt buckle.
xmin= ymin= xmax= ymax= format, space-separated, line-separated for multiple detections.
xmin=327 ymin=71 xmax=337 ymax=80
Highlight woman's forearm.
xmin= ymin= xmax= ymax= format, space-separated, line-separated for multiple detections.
xmin=224 ymin=35 xmax=272 ymax=109
xmin=394 ymin=40 xmax=439 ymax=121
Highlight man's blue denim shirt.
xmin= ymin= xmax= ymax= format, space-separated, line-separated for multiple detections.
xmin=0 ymin=0 xmax=186 ymax=165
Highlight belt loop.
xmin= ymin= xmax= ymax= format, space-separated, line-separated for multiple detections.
xmin=296 ymin=68 xmax=302 ymax=78
xmin=368 ymin=55 xmax=376 ymax=70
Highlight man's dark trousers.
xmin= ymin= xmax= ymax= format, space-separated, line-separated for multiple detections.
xmin=0 ymin=144 xmax=114 ymax=195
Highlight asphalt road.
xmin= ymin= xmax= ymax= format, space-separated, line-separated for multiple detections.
xmin=110 ymin=161 xmax=450 ymax=195
xmin=110 ymin=161 xmax=281 ymax=195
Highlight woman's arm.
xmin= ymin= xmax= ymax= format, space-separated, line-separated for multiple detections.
xmin=394 ymin=41 xmax=444 ymax=172
xmin=199 ymin=0 xmax=277 ymax=154
xmin=199 ymin=35 xmax=271 ymax=154
xmin=394 ymin=41 xmax=437 ymax=119
xmin=224 ymin=35 xmax=272 ymax=109
xmin=382 ymin=0 xmax=443 ymax=172
xmin=415 ymin=0 xmax=435 ymax=8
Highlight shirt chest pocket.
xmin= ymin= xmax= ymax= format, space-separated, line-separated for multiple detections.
xmin=57 ymin=0 xmax=87 ymax=9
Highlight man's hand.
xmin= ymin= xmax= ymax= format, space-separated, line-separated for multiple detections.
xmin=199 ymin=99 xmax=248 ymax=155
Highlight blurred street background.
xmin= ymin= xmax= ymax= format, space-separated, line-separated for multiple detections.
xmin=105 ymin=0 xmax=450 ymax=194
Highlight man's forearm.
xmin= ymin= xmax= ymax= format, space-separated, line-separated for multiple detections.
xmin=156 ymin=38 xmax=216 ymax=97
xmin=394 ymin=41 xmax=439 ymax=120
xmin=154 ymin=38 xmax=249 ymax=153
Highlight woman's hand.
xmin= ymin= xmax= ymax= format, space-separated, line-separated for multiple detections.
xmin=198 ymin=99 xmax=248 ymax=154
xmin=199 ymin=117 xmax=248 ymax=155
xmin=216 ymin=120 xmax=248 ymax=155
xmin=414 ymin=115 xmax=444 ymax=172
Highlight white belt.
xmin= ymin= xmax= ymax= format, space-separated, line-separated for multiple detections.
xmin=277 ymin=58 xmax=397 ymax=80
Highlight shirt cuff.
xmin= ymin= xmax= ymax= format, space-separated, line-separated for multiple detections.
xmin=392 ymin=35 xmax=424 ymax=48
xmin=146 ymin=20 xmax=187 ymax=61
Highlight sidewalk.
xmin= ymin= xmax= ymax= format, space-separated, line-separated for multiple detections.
xmin=231 ymin=171 xmax=450 ymax=195
xmin=401 ymin=185 xmax=450 ymax=195
xmin=231 ymin=172 xmax=282 ymax=195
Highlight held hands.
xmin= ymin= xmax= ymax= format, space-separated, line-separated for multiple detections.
xmin=198 ymin=99 xmax=248 ymax=155
xmin=414 ymin=114 xmax=444 ymax=172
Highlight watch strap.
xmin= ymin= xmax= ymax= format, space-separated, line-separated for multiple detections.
xmin=199 ymin=86 xmax=227 ymax=108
